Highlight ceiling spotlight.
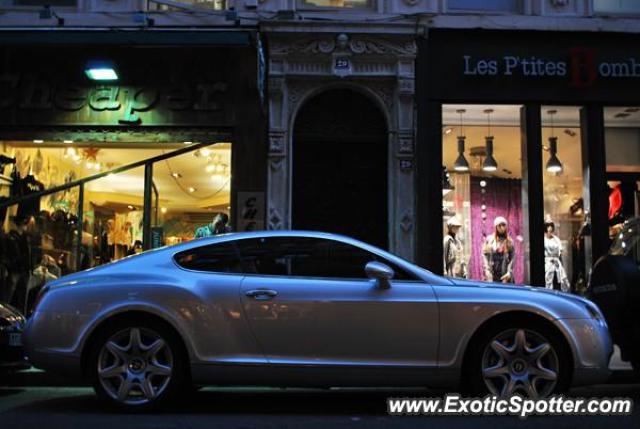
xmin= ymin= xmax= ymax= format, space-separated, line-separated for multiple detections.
xmin=161 ymin=207 xmax=168 ymax=214
xmin=183 ymin=141 xmax=193 ymax=145
xmin=482 ymin=109 xmax=498 ymax=172
xmin=188 ymin=187 xmax=196 ymax=193
xmin=63 ymin=140 xmax=73 ymax=144
xmin=453 ymin=109 xmax=469 ymax=172
xmin=171 ymin=172 xmax=182 ymax=179
xmin=546 ymin=110 xmax=563 ymax=174
xmin=546 ymin=137 xmax=563 ymax=173
xmin=482 ymin=136 xmax=498 ymax=172
xmin=33 ymin=139 xmax=44 ymax=144
xmin=127 ymin=205 xmax=135 ymax=210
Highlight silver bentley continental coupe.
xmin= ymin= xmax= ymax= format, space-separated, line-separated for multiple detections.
xmin=24 ymin=231 xmax=612 ymax=409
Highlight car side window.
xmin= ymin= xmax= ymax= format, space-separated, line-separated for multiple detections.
xmin=236 ymin=237 xmax=418 ymax=280
xmin=174 ymin=241 xmax=243 ymax=273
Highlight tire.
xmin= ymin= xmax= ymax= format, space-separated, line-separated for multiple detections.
xmin=464 ymin=320 xmax=570 ymax=398
xmin=88 ymin=317 xmax=189 ymax=411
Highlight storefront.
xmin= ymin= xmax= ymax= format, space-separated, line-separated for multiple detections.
xmin=417 ymin=29 xmax=640 ymax=292
xmin=0 ymin=32 xmax=266 ymax=313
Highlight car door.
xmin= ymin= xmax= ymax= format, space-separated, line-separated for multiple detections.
xmin=173 ymin=240 xmax=267 ymax=364
xmin=237 ymin=236 xmax=439 ymax=367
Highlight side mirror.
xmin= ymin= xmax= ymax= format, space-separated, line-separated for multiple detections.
xmin=365 ymin=261 xmax=394 ymax=289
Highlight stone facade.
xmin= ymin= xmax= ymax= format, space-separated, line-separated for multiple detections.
xmin=265 ymin=32 xmax=417 ymax=259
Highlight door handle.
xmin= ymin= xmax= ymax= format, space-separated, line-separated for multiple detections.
xmin=245 ymin=289 xmax=278 ymax=300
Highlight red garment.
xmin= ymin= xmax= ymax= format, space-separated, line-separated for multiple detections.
xmin=609 ymin=186 xmax=622 ymax=220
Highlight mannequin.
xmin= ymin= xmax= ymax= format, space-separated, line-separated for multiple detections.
xmin=482 ymin=216 xmax=515 ymax=283
xmin=443 ymin=216 xmax=467 ymax=278
xmin=544 ymin=220 xmax=571 ymax=292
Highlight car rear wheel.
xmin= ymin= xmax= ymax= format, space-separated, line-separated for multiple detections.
xmin=466 ymin=322 xmax=570 ymax=398
xmin=89 ymin=318 xmax=187 ymax=410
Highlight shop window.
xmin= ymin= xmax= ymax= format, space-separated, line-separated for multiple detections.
xmin=152 ymin=143 xmax=232 ymax=248
xmin=83 ymin=167 xmax=146 ymax=268
xmin=446 ymin=0 xmax=522 ymax=13
xmin=594 ymin=0 xmax=640 ymax=14
xmin=297 ymin=0 xmax=373 ymax=9
xmin=0 ymin=149 xmax=80 ymax=313
xmin=541 ymin=106 xmax=589 ymax=295
xmin=0 ymin=139 xmax=232 ymax=314
xmin=604 ymin=106 xmax=640 ymax=246
xmin=442 ymin=105 xmax=527 ymax=284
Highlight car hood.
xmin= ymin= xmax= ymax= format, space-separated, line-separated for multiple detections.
xmin=447 ymin=277 xmax=595 ymax=308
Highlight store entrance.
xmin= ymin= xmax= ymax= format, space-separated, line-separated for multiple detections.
xmin=292 ymin=89 xmax=388 ymax=249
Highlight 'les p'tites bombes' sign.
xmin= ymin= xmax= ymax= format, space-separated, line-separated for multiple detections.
xmin=462 ymin=48 xmax=640 ymax=88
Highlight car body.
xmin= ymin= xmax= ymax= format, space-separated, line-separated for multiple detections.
xmin=24 ymin=231 xmax=612 ymax=408
xmin=0 ymin=301 xmax=30 ymax=373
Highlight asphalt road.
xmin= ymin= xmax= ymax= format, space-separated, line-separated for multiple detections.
xmin=1 ymin=383 xmax=639 ymax=429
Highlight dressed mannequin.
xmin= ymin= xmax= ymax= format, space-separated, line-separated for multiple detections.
xmin=482 ymin=216 xmax=515 ymax=283
xmin=443 ymin=216 xmax=467 ymax=278
xmin=544 ymin=220 xmax=571 ymax=292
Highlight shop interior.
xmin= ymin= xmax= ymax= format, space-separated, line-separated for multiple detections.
xmin=442 ymin=105 xmax=584 ymax=291
xmin=442 ymin=104 xmax=640 ymax=294
xmin=0 ymin=139 xmax=231 ymax=312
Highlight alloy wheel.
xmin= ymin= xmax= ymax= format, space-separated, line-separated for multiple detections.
xmin=481 ymin=328 xmax=559 ymax=398
xmin=97 ymin=327 xmax=173 ymax=405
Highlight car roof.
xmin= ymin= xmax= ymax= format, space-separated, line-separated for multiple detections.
xmin=167 ymin=230 xmax=374 ymax=253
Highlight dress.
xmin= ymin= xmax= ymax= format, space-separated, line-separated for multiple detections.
xmin=482 ymin=234 xmax=515 ymax=283
xmin=443 ymin=234 xmax=467 ymax=278
xmin=544 ymin=234 xmax=571 ymax=292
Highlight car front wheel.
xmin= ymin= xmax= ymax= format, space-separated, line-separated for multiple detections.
xmin=467 ymin=322 xmax=570 ymax=399
xmin=89 ymin=319 xmax=187 ymax=410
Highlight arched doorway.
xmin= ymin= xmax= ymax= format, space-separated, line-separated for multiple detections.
xmin=292 ymin=88 xmax=389 ymax=249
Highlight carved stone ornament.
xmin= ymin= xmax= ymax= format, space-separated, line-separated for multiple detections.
xmin=400 ymin=211 xmax=414 ymax=233
xmin=271 ymin=36 xmax=417 ymax=57
xmin=269 ymin=133 xmax=285 ymax=154
xmin=269 ymin=157 xmax=284 ymax=172
xmin=398 ymin=137 xmax=414 ymax=155
xmin=398 ymin=79 xmax=415 ymax=95
xmin=268 ymin=208 xmax=283 ymax=230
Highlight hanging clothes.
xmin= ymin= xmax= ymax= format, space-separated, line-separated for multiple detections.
xmin=16 ymin=174 xmax=45 ymax=221
xmin=544 ymin=234 xmax=571 ymax=292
